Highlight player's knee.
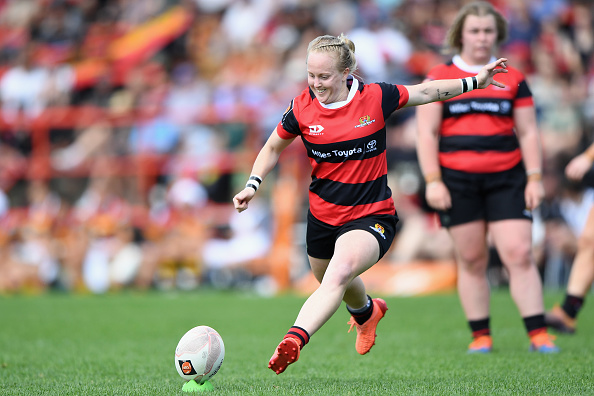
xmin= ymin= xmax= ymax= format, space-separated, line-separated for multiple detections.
xmin=502 ymin=242 xmax=532 ymax=268
xmin=457 ymin=250 xmax=488 ymax=274
xmin=321 ymin=266 xmax=356 ymax=289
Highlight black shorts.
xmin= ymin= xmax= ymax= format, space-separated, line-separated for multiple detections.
xmin=438 ymin=163 xmax=532 ymax=228
xmin=306 ymin=210 xmax=399 ymax=261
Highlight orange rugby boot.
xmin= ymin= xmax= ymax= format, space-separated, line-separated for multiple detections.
xmin=347 ymin=298 xmax=388 ymax=355
xmin=467 ymin=335 xmax=493 ymax=354
xmin=529 ymin=332 xmax=560 ymax=353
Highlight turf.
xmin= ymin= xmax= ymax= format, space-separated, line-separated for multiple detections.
xmin=0 ymin=289 xmax=592 ymax=395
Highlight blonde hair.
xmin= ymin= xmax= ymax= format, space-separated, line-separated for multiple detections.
xmin=444 ymin=1 xmax=508 ymax=54
xmin=306 ymin=34 xmax=358 ymax=74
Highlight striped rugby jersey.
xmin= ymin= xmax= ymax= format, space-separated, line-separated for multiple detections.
xmin=426 ymin=56 xmax=534 ymax=173
xmin=276 ymin=77 xmax=409 ymax=226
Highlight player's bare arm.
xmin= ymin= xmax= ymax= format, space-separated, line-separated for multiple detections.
xmin=404 ymin=57 xmax=508 ymax=107
xmin=233 ymin=128 xmax=295 ymax=213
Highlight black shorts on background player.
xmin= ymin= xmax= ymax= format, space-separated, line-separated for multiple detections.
xmin=438 ymin=163 xmax=531 ymax=228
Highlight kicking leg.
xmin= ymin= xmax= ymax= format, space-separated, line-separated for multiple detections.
xmin=269 ymin=230 xmax=381 ymax=373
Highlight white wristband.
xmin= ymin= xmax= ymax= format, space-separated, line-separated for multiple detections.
xmin=246 ymin=180 xmax=260 ymax=191
xmin=246 ymin=175 xmax=262 ymax=191
xmin=461 ymin=76 xmax=478 ymax=93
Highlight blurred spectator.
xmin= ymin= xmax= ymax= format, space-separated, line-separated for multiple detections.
xmin=529 ymin=50 xmax=583 ymax=163
xmin=135 ymin=176 xmax=209 ymax=290
xmin=567 ymin=2 xmax=594 ymax=71
xmin=0 ymin=42 xmax=74 ymax=124
xmin=71 ymin=160 xmax=138 ymax=293
xmin=118 ymin=0 xmax=168 ymax=27
xmin=51 ymin=119 xmax=113 ymax=171
xmin=164 ymin=62 xmax=211 ymax=127
xmin=219 ymin=0 xmax=276 ymax=50
xmin=30 ymin=0 xmax=85 ymax=48
xmin=0 ymin=1 xmax=39 ymax=63
xmin=202 ymin=199 xmax=272 ymax=288
xmin=126 ymin=63 xmax=180 ymax=202
xmin=0 ymin=186 xmax=8 ymax=216
xmin=0 ymin=180 xmax=61 ymax=293
xmin=504 ymin=1 xmax=540 ymax=48
xmin=13 ymin=180 xmax=61 ymax=287
xmin=314 ymin=0 xmax=357 ymax=36
xmin=347 ymin=11 xmax=413 ymax=83
xmin=0 ymin=140 xmax=26 ymax=191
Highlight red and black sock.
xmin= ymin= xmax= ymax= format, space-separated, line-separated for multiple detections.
xmin=284 ymin=326 xmax=310 ymax=349
xmin=347 ymin=295 xmax=374 ymax=325
xmin=469 ymin=318 xmax=490 ymax=338
xmin=562 ymin=294 xmax=584 ymax=319
xmin=523 ymin=314 xmax=547 ymax=337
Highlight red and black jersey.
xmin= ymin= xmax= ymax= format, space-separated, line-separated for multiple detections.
xmin=276 ymin=77 xmax=409 ymax=226
xmin=426 ymin=57 xmax=533 ymax=173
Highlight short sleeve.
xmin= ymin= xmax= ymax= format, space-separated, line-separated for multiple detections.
xmin=277 ymin=99 xmax=301 ymax=139
xmin=514 ymin=79 xmax=534 ymax=108
xmin=377 ymin=83 xmax=409 ymax=118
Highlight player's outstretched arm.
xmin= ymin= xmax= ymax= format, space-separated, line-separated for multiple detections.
xmin=404 ymin=58 xmax=508 ymax=107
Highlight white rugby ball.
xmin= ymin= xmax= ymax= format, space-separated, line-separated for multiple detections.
xmin=174 ymin=326 xmax=225 ymax=383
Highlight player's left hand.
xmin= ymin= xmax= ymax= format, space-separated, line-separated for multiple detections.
xmin=476 ymin=58 xmax=508 ymax=89
xmin=525 ymin=179 xmax=544 ymax=210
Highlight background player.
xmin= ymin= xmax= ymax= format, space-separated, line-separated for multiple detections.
xmin=416 ymin=1 xmax=558 ymax=353
xmin=546 ymin=142 xmax=594 ymax=334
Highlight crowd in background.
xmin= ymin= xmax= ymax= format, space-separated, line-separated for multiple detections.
xmin=0 ymin=0 xmax=593 ymax=294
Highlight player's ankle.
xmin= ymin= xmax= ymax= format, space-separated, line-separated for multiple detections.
xmin=284 ymin=326 xmax=310 ymax=349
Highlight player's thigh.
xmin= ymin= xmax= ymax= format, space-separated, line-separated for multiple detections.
xmin=320 ymin=230 xmax=380 ymax=286
xmin=489 ymin=218 xmax=533 ymax=265
xmin=448 ymin=220 xmax=489 ymax=266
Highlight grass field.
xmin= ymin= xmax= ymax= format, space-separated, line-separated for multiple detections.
xmin=0 ymin=289 xmax=592 ymax=395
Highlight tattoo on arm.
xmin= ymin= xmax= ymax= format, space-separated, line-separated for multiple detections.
xmin=437 ymin=89 xmax=450 ymax=100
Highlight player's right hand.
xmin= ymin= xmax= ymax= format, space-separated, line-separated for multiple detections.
xmin=233 ymin=188 xmax=255 ymax=213
xmin=425 ymin=181 xmax=452 ymax=211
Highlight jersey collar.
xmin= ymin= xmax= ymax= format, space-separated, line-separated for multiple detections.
xmin=317 ymin=76 xmax=359 ymax=110
xmin=452 ymin=54 xmax=497 ymax=74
